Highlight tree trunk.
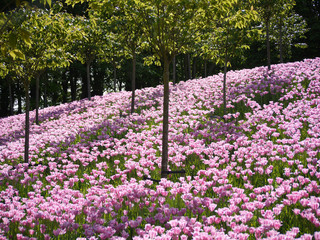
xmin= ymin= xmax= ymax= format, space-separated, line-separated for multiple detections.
xmin=223 ymin=58 xmax=228 ymax=116
xmin=187 ymin=54 xmax=192 ymax=79
xmin=223 ymin=35 xmax=229 ymax=116
xmin=17 ymin=81 xmax=22 ymax=114
xmin=86 ymin=61 xmax=91 ymax=100
xmin=113 ymin=64 xmax=117 ymax=92
xmin=62 ymin=71 xmax=68 ymax=103
xmin=24 ymin=82 xmax=30 ymax=164
xmin=279 ymin=16 xmax=283 ymax=63
xmin=184 ymin=54 xmax=190 ymax=80
xmin=35 ymin=74 xmax=40 ymax=125
xmin=81 ymin=65 xmax=87 ymax=99
xmin=172 ymin=55 xmax=176 ymax=85
xmin=131 ymin=50 xmax=136 ymax=114
xmin=44 ymin=73 xmax=48 ymax=108
xmin=70 ymin=66 xmax=77 ymax=101
xmin=266 ymin=18 xmax=271 ymax=70
xmin=161 ymin=55 xmax=170 ymax=179
xmin=9 ymin=82 xmax=13 ymax=115
xmin=118 ymin=80 xmax=122 ymax=91
xmin=204 ymin=59 xmax=207 ymax=78
xmin=0 ymin=78 xmax=9 ymax=117
xmin=92 ymin=61 xmax=104 ymax=96
xmin=192 ymin=57 xmax=196 ymax=79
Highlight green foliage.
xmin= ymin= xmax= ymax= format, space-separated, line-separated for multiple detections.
xmin=94 ymin=0 xmax=143 ymax=58
xmin=1 ymin=7 xmax=79 ymax=82
xmin=114 ymin=0 xmax=201 ymax=64
xmin=269 ymin=13 xmax=308 ymax=60
xmin=198 ymin=0 xmax=259 ymax=67
xmin=71 ymin=14 xmax=106 ymax=65
xmin=254 ymin=0 xmax=308 ymax=61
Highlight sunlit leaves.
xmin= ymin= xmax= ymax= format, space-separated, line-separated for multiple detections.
xmin=198 ymin=0 xmax=258 ymax=66
xmin=8 ymin=49 xmax=25 ymax=60
xmin=72 ymin=14 xmax=109 ymax=65
xmin=18 ymin=29 xmax=32 ymax=47
xmin=0 ymin=7 xmax=77 ymax=81
xmin=260 ymin=11 xmax=308 ymax=60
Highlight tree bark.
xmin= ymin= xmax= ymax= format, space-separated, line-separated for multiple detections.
xmin=81 ymin=65 xmax=87 ymax=99
xmin=24 ymin=82 xmax=30 ymax=164
xmin=35 ymin=74 xmax=40 ymax=125
xmin=223 ymin=59 xmax=228 ymax=116
xmin=279 ymin=16 xmax=283 ymax=63
xmin=184 ymin=54 xmax=191 ymax=80
xmin=161 ymin=55 xmax=170 ymax=179
xmin=92 ymin=61 xmax=104 ymax=96
xmin=266 ymin=18 xmax=271 ymax=70
xmin=70 ymin=66 xmax=77 ymax=101
xmin=192 ymin=57 xmax=196 ymax=79
xmin=187 ymin=54 xmax=192 ymax=79
xmin=86 ymin=61 xmax=91 ymax=100
xmin=9 ymin=82 xmax=13 ymax=115
xmin=204 ymin=59 xmax=207 ymax=78
xmin=223 ymin=34 xmax=229 ymax=116
xmin=113 ymin=63 xmax=117 ymax=92
xmin=44 ymin=73 xmax=48 ymax=108
xmin=172 ymin=55 xmax=176 ymax=85
xmin=17 ymin=81 xmax=22 ymax=114
xmin=62 ymin=71 xmax=68 ymax=103
xmin=0 ymin=79 xmax=9 ymax=117
xmin=131 ymin=49 xmax=136 ymax=114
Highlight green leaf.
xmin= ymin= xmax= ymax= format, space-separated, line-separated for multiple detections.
xmin=9 ymin=49 xmax=25 ymax=60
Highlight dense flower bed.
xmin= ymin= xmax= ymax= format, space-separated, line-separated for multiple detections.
xmin=0 ymin=58 xmax=320 ymax=239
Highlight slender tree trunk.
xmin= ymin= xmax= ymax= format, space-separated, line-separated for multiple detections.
xmin=223 ymin=60 xmax=228 ymax=116
xmin=17 ymin=81 xmax=22 ymax=114
xmin=172 ymin=55 xmax=176 ymax=85
xmin=9 ymin=82 xmax=13 ymax=115
xmin=266 ymin=18 xmax=271 ymax=70
xmin=113 ymin=64 xmax=117 ymax=92
xmin=204 ymin=59 xmax=207 ymax=78
xmin=184 ymin=54 xmax=188 ymax=80
xmin=192 ymin=57 xmax=196 ymax=79
xmin=86 ymin=61 xmax=91 ymax=100
xmin=131 ymin=50 xmax=136 ymax=114
xmin=187 ymin=54 xmax=192 ymax=79
xmin=81 ymin=65 xmax=87 ymax=99
xmin=70 ymin=66 xmax=77 ymax=101
xmin=44 ymin=73 xmax=48 ymax=108
xmin=223 ymin=35 xmax=229 ymax=116
xmin=93 ymin=62 xmax=104 ymax=96
xmin=35 ymin=74 xmax=40 ymax=125
xmin=24 ymin=83 xmax=30 ymax=164
xmin=52 ymin=77 xmax=58 ymax=106
xmin=0 ymin=78 xmax=9 ymax=117
xmin=279 ymin=16 xmax=283 ymax=63
xmin=161 ymin=55 xmax=170 ymax=179
xmin=208 ymin=63 xmax=214 ymax=76
xmin=118 ymin=80 xmax=122 ymax=91
xmin=62 ymin=71 xmax=68 ymax=103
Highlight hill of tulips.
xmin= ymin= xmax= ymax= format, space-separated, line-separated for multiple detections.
xmin=0 ymin=58 xmax=320 ymax=240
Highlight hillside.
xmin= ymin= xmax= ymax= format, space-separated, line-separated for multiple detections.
xmin=0 ymin=58 xmax=320 ymax=239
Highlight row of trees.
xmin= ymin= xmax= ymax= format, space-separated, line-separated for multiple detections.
xmin=0 ymin=0 xmax=312 ymax=117
xmin=0 ymin=0 xmax=315 ymax=178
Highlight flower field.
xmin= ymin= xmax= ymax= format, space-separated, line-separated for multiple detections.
xmin=1 ymin=58 xmax=320 ymax=240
